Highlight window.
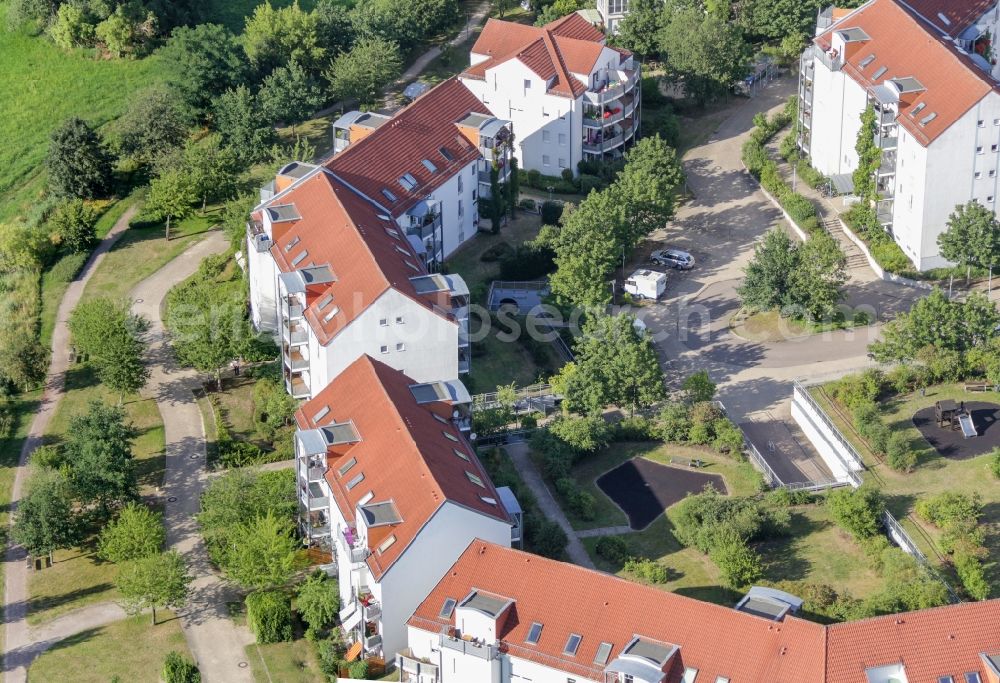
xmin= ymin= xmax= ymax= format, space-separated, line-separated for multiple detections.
xmin=381 ymin=188 xmax=397 ymax=202
xmin=542 ymin=130 xmax=551 ymax=143
xmin=312 ymin=406 xmax=330 ymax=422
xmin=480 ymin=496 xmax=497 ymax=505
xmin=965 ymin=675 xmax=982 ymax=683
xmin=322 ymin=306 xmax=340 ymax=323
xmin=378 ymin=534 xmax=396 ymax=553
xmin=422 ymin=159 xmax=438 ymax=173
xmin=439 ymin=598 xmax=457 ymax=618
xmin=525 ymin=622 xmax=543 ymax=644
xmin=991 ymin=170 xmax=997 ymax=177
xmin=337 ymin=457 xmax=357 ymax=476
xmin=938 ymin=677 xmax=955 ymax=683
xmin=989 ymin=195 xmax=995 ymax=202
xmin=979 ymin=119 xmax=985 ymax=127
xmin=564 ymin=634 xmax=582 ymax=656
xmin=976 ymin=171 xmax=983 ymax=179
xmin=995 ymin=118 xmax=1000 ymax=126
xmin=977 ymin=146 xmax=984 ymax=154
xmin=396 ymin=343 xmax=405 ymax=351
xmin=681 ymin=669 xmax=698 ymax=683
xmin=558 ymin=133 xmax=566 ymax=145
xmin=716 ymin=678 xmax=730 ymax=683
xmin=443 ymin=430 xmax=459 ymax=442
xmin=993 ymin=145 xmax=999 ymax=152
xmin=453 ymin=448 xmax=470 ymax=461
xmin=380 ymin=345 xmax=389 ymax=354
xmin=458 ymin=175 xmax=463 ymax=193
xmin=458 ymin=200 xmax=464 ymax=217
xmin=558 ymin=158 xmax=567 ymax=169
xmin=432 ymin=412 xmax=449 ymax=424
xmin=466 ymin=471 xmax=485 ymax=488
xmin=346 ymin=472 xmax=365 ymax=490
xmin=399 ymin=174 xmax=417 ymax=191
xmin=543 ymin=155 xmax=551 ymax=166
xmin=594 ymin=642 xmax=613 ymax=665
xmin=523 ymin=79 xmax=531 ymax=89
xmin=379 ymin=318 xmax=388 ymax=326
xmin=396 ymin=316 xmax=404 ymax=324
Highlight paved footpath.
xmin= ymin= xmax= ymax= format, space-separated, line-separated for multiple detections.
xmin=2 ymin=206 xmax=137 ymax=682
xmin=131 ymin=231 xmax=255 ymax=683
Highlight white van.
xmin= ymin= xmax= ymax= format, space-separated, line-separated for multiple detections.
xmin=624 ymin=269 xmax=667 ymax=301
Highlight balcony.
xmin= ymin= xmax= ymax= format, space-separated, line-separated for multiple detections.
xmin=879 ymin=109 xmax=896 ymax=126
xmin=339 ymin=528 xmax=371 ymax=564
xmin=308 ymin=465 xmax=327 ymax=481
xmin=306 ymin=510 xmax=331 ymax=537
xmin=364 ymin=634 xmax=383 ymax=652
xmin=876 ymin=135 xmax=897 ymax=150
xmin=282 ymin=297 xmax=304 ymax=320
xmin=285 ymin=347 xmax=309 ymax=371
xmin=877 ymin=156 xmax=896 ymax=177
xmin=439 ymin=634 xmax=496 ymax=661
xmin=247 ymin=220 xmax=271 ymax=253
xmin=287 ymin=375 xmax=309 ymax=399
xmin=398 ymin=651 xmax=440 ymax=682
xmin=303 ymin=482 xmax=329 ymax=510
xmin=584 ymin=65 xmax=640 ymax=105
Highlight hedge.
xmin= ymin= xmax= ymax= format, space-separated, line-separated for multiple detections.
xmin=246 ymin=590 xmax=293 ymax=644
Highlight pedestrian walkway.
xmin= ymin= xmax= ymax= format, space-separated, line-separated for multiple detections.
xmin=576 ymin=526 xmax=634 ymax=539
xmin=504 ymin=442 xmax=595 ymax=569
xmin=2 ymin=205 xmax=137 ymax=683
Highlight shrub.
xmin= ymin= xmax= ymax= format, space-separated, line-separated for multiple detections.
xmin=915 ymin=492 xmax=982 ymax=529
xmin=710 ymin=535 xmax=763 ymax=588
xmin=656 ymin=402 xmax=690 ymax=442
xmin=595 ymin=536 xmax=629 ymax=565
xmin=886 ymin=365 xmax=921 ymax=394
xmin=555 ymin=477 xmax=596 ymax=520
xmin=612 ymin=415 xmax=654 ymax=441
xmin=348 ymin=660 xmax=369 ymax=679
xmin=579 ymin=174 xmax=603 ymax=194
xmin=31 ymin=444 xmax=64 ymax=470
xmin=540 ymin=200 xmax=563 ymax=225
xmin=219 ymin=440 xmax=269 ymax=468
xmin=830 ymin=370 xmax=885 ymax=411
xmin=163 ymin=651 xmax=201 ymax=683
xmin=520 ymin=413 xmax=539 ymax=429
xmin=316 ymin=628 xmax=348 ymax=679
xmin=673 ymin=489 xmax=789 ymax=553
xmin=560 ymin=168 xmax=574 ymax=183
xmin=296 ymin=571 xmax=340 ymax=632
xmin=853 ymin=310 xmax=871 ymax=326
xmin=991 ymin=448 xmax=1000 ymax=479
xmin=954 ymin=549 xmax=990 ymax=600
xmin=827 ymin=486 xmax=884 ymax=540
xmin=526 ymin=169 xmax=541 ymax=187
xmin=885 ymin=432 xmax=916 ymax=472
xmin=519 ymin=198 xmax=536 ymax=211
xmin=623 ymin=557 xmax=669 ymax=583
xmin=246 ymin=590 xmax=293 ymax=644
xmin=529 ymin=519 xmax=568 ymax=559
xmin=687 ymin=401 xmax=723 ymax=445
xmin=711 ymin=418 xmax=745 ymax=457
xmin=548 ymin=415 xmax=609 ymax=453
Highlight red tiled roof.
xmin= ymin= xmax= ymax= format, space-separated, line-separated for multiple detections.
xmin=816 ymin=0 xmax=999 ymax=146
xmin=826 ymin=599 xmax=1000 ymax=682
xmin=410 ymin=541 xmax=826 ymax=683
xmin=464 ymin=14 xmax=621 ymax=98
xmin=903 ymin=0 xmax=996 ymax=38
xmin=295 ymin=358 xmax=509 ymax=580
xmin=325 ymin=78 xmax=485 ymax=216
xmin=264 ymin=172 xmax=453 ymax=345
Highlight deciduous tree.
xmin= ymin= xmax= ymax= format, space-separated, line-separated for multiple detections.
xmin=659 ymin=7 xmax=751 ymax=105
xmin=939 ymin=200 xmax=1000 ymax=282
xmin=296 ymin=572 xmax=340 ymax=632
xmin=242 ymin=1 xmax=326 ymax=76
xmin=48 ymin=199 xmax=98 ymax=254
xmin=108 ymin=86 xmax=189 ymax=165
xmin=63 ymin=401 xmax=138 ymax=513
xmin=222 ymin=512 xmax=300 ymax=590
xmin=325 ymin=37 xmax=402 ymax=109
xmin=46 ymin=117 xmax=114 ymax=199
xmin=116 ymin=551 xmax=191 ymax=624
xmin=181 ymin=135 xmax=239 ymax=212
xmin=259 ymin=59 xmax=327 ymax=132
xmin=213 ymin=86 xmax=277 ymax=164
xmin=161 ymin=23 xmax=245 ymax=117
xmin=146 ymin=167 xmax=197 ymax=240
xmin=99 ymin=502 xmax=165 ymax=563
xmin=12 ymin=469 xmax=79 ymax=563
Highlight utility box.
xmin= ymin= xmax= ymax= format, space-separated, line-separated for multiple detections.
xmin=624 ymin=269 xmax=667 ymax=301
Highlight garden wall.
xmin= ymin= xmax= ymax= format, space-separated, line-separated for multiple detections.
xmin=835 ymin=218 xmax=932 ymax=291
xmin=790 ymin=383 xmax=864 ymax=485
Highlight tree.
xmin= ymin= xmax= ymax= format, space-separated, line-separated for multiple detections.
xmin=48 ymin=199 xmax=98 ymax=254
xmin=213 ymin=85 xmax=277 ymax=164
xmin=610 ymin=135 xmax=684 ymax=250
xmin=789 ymin=231 xmax=847 ymax=320
xmin=116 ymin=551 xmax=191 ymax=624
xmin=46 ymin=117 xmax=114 ymax=199
xmin=162 ymin=651 xmax=201 ymax=683
xmin=181 ymin=135 xmax=239 ymax=212
xmin=853 ymin=104 xmax=880 ymax=205
xmin=563 ymin=313 xmax=665 ymax=414
xmin=296 ymin=572 xmax=340 ymax=632
xmin=49 ymin=2 xmax=95 ymax=49
xmin=97 ymin=331 xmax=150 ymax=402
xmin=63 ymin=401 xmax=138 ymax=513
xmin=534 ymin=0 xmax=586 ymax=25
xmin=614 ymin=0 xmax=662 ymax=59
xmin=682 ymin=370 xmax=716 ymax=403
xmin=326 ymin=37 xmax=402 ymax=109
xmin=242 ymin=1 xmax=326 ymax=76
xmin=161 ymin=23 xmax=245 ymax=117
xmin=95 ymin=2 xmax=156 ymax=59
xmin=259 ymin=59 xmax=327 ymax=131
xmin=146 ymin=167 xmax=197 ymax=240
xmin=828 ymin=486 xmax=884 ymax=540
xmin=69 ymin=297 xmax=150 ymax=401
xmin=221 ymin=192 xmax=258 ymax=251
xmin=108 ymin=86 xmax=189 ymax=165
xmin=6 ymin=0 xmax=56 ymax=32
xmin=659 ymin=7 xmax=751 ymax=105
xmin=0 ymin=222 xmax=51 ymax=272
xmin=314 ymin=0 xmax=356 ymax=55
xmin=738 ymin=229 xmax=798 ymax=312
xmin=349 ymin=0 xmax=458 ymax=45
xmin=710 ymin=534 xmax=763 ymax=588
xmin=549 ymin=193 xmax=622 ymax=309
xmin=939 ymin=200 xmax=1000 ymax=282
xmin=738 ymin=0 xmax=823 ymax=42
xmin=99 ymin=502 xmax=165 ymax=563
xmin=12 ymin=469 xmax=79 ymax=563
xmin=222 ymin=512 xmax=299 ymax=590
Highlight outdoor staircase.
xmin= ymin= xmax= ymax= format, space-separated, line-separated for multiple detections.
xmin=821 ymin=218 xmax=869 ymax=270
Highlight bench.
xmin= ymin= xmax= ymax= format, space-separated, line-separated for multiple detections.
xmin=965 ymin=382 xmax=990 ymax=392
xmin=669 ymin=457 xmax=704 ymax=468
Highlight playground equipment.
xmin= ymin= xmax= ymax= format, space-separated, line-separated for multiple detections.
xmin=958 ymin=412 xmax=977 ymax=439
xmin=935 ymin=399 xmax=977 ymax=438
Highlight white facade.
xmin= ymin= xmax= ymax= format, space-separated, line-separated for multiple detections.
xmin=460 ymin=47 xmax=640 ymax=175
xmin=596 ymin=0 xmax=629 ymax=34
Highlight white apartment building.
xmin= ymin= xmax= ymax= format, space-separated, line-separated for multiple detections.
xmin=402 ymin=540 xmax=1000 ymax=683
xmin=595 ymin=0 xmax=629 ymax=34
xmin=458 ymin=13 xmax=641 ymax=175
xmin=799 ymin=0 xmax=1000 ymax=270
xmin=293 ymin=356 xmax=516 ymax=661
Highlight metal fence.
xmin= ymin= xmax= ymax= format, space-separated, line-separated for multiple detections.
xmin=882 ymin=510 xmax=959 ymax=603
xmin=792 ymin=381 xmax=865 ymax=487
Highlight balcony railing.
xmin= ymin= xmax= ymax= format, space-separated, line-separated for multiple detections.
xmin=287 ymin=375 xmax=309 ymax=398
xmin=398 ymin=652 xmax=440 ymax=681
xmin=308 ymin=466 xmax=326 ymax=481
xmin=583 ymin=66 xmax=640 ymax=105
xmin=303 ymin=482 xmax=329 ymax=510
xmin=439 ymin=634 xmax=496 ymax=660
xmin=283 ymin=324 xmax=308 ymax=346
xmin=285 ymin=349 xmax=309 ymax=371
xmin=247 ymin=220 xmax=272 ymax=253
xmin=282 ymin=298 xmax=304 ymax=320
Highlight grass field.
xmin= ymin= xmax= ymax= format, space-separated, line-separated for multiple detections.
xmin=248 ymin=639 xmax=325 ymax=683
xmin=28 ymin=612 xmax=189 ymax=682
xmin=0 ymin=4 xmax=169 ymax=223
xmin=812 ymin=381 xmax=1000 ymax=593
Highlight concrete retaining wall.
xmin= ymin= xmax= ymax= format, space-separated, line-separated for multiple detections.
xmin=836 ymin=218 xmax=933 ymax=291
xmin=791 ymin=383 xmax=864 ymax=485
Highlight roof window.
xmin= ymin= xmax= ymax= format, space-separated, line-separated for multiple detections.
xmin=404 ymin=260 xmax=419 ymax=271
xmin=939 ymin=677 xmax=955 ymax=683
xmin=322 ymin=306 xmax=340 ymax=323
xmin=594 ymin=642 xmax=613 ymax=665
xmin=439 ymin=147 xmax=455 ymax=162
xmin=394 ymin=245 xmax=409 ymax=256
xmin=912 ymin=102 xmax=926 ymax=115
xmin=399 ymin=173 xmax=418 ymax=191
xmin=312 ymin=406 xmax=330 ymax=423
xmin=358 ymin=491 xmax=374 ymax=505
xmin=384 ymin=227 xmax=400 ymax=239
xmin=564 ymin=634 xmax=582 ymax=656
xmin=422 ymin=159 xmax=438 ymax=173
xmin=346 ymin=472 xmax=365 ymax=490
xmin=525 ymin=622 xmax=543 ymax=644
xmin=377 ymin=534 xmax=396 ymax=553
xmin=439 ymin=598 xmax=457 ymax=618
xmin=965 ymin=675 xmax=982 ymax=683
xmin=937 ymin=12 xmax=950 ymax=25
xmin=432 ymin=412 xmax=449 ymax=424
xmin=454 ymin=448 xmax=470 ymax=461
xmin=317 ymin=294 xmax=334 ymax=309
xmin=859 ymin=54 xmax=875 ymax=68
xmin=291 ymin=250 xmax=308 ymax=266
xmin=681 ymin=670 xmax=698 ymax=683
xmin=338 ymin=457 xmax=358 ymax=476
xmin=872 ymin=66 xmax=887 ymax=79
xmin=284 ymin=236 xmax=301 ymax=252
xmin=381 ymin=188 xmax=397 ymax=202
xmin=480 ymin=495 xmax=497 ymax=505
xmin=466 ymin=471 xmax=485 ymax=488
xmin=920 ymin=112 xmax=938 ymax=126
xmin=443 ymin=431 xmax=459 ymax=442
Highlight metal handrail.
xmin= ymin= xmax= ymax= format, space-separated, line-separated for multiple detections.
xmin=882 ymin=510 xmax=959 ymax=602
xmin=792 ymin=381 xmax=865 ymax=486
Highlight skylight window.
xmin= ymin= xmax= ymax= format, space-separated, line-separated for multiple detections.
xmin=358 ymin=491 xmax=374 ymax=505
xmin=317 ymin=294 xmax=334 ymax=309
xmin=432 ymin=412 xmax=449 ymax=424
xmin=453 ymin=448 xmax=470 ymax=461
xmin=594 ymin=642 xmax=613 ymax=666
xmin=312 ymin=406 xmax=330 ymax=423
xmin=681 ymin=669 xmax=698 ymax=683
xmin=284 ymin=236 xmax=301 ymax=252
xmin=564 ymin=634 xmax=582 ymax=656
xmin=384 ymin=227 xmax=400 ymax=239
xmin=965 ymin=674 xmax=982 ymax=683
xmin=291 ymin=251 xmax=308 ymax=266
xmin=872 ymin=66 xmax=887 ymax=79
xmin=322 ymin=306 xmax=340 ymax=323
xmin=422 ymin=159 xmax=438 ymax=173
xmin=338 ymin=457 xmax=358 ymax=476
xmin=439 ymin=147 xmax=455 ymax=162
xmin=443 ymin=431 xmax=459 ymax=442
xmin=525 ymin=622 xmax=543 ymax=644
xmin=381 ymin=188 xmax=397 ymax=202
xmin=938 ymin=677 xmax=955 ymax=683
xmin=405 ymin=260 xmax=419 ymax=271
xmin=399 ymin=173 xmax=418 ymax=191
xmin=920 ymin=112 xmax=938 ymax=126
xmin=439 ymin=598 xmax=457 ymax=618
xmin=859 ymin=54 xmax=875 ymax=68
xmin=937 ymin=11 xmax=950 ymax=25
xmin=394 ymin=245 xmax=409 ymax=256
xmin=912 ymin=102 xmax=926 ymax=115
xmin=466 ymin=471 xmax=485 ymax=488
xmin=378 ymin=534 xmax=396 ymax=553
xmin=480 ymin=496 xmax=497 ymax=505
xmin=346 ymin=472 xmax=365 ymax=490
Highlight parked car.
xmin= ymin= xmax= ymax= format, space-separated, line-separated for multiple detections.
xmin=651 ymin=248 xmax=694 ymax=270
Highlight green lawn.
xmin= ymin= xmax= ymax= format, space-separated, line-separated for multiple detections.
xmin=813 ymin=381 xmax=1000 ymax=593
xmin=28 ymin=612 xmax=189 ymax=682
xmin=0 ymin=5 xmax=169 ymax=223
xmin=247 ymin=640 xmax=326 ymax=683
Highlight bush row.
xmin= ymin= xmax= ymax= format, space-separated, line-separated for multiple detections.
xmin=594 ymin=537 xmax=670 ymax=583
xmin=842 ymin=204 xmax=914 ymax=276
xmin=916 ymin=492 xmax=990 ymax=600
xmin=828 ymin=370 xmax=916 ymax=472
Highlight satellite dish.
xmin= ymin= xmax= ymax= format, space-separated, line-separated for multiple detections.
xmin=453 ymin=409 xmax=461 ymax=418
xmin=470 ymin=433 xmax=478 ymax=441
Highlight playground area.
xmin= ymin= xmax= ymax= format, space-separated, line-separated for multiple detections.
xmin=596 ymin=457 xmax=728 ymax=530
xmin=912 ymin=400 xmax=1000 ymax=459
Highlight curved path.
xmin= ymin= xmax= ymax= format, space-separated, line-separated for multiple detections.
xmin=3 ymin=206 xmax=138 ymax=682
xmin=130 ymin=231 xmax=254 ymax=682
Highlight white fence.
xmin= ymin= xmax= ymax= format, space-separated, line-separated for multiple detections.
xmin=791 ymin=382 xmax=864 ymax=486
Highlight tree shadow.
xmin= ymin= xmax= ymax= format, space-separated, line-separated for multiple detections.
xmin=23 ymin=583 xmax=115 ymax=624
xmin=755 ymin=510 xmax=819 ymax=583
